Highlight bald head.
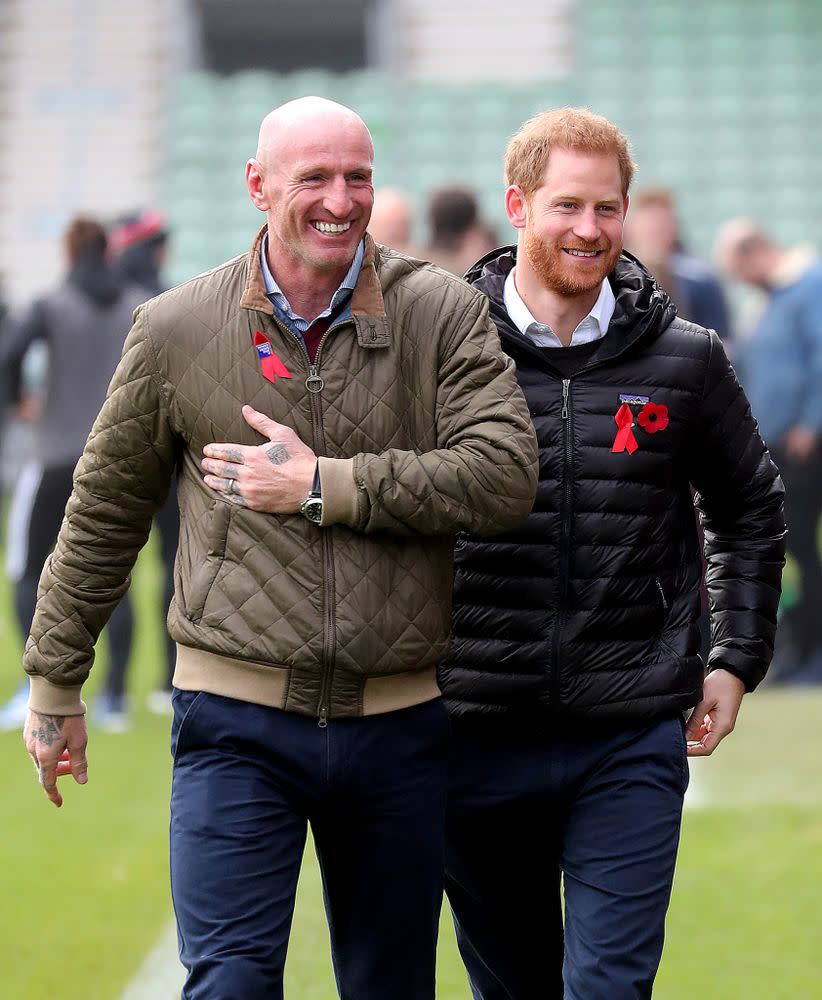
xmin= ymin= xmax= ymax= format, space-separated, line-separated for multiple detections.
xmin=369 ymin=188 xmax=413 ymax=250
xmin=256 ymin=97 xmax=373 ymax=167
xmin=245 ymin=95 xmax=375 ymax=295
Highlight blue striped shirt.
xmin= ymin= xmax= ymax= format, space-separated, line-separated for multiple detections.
xmin=259 ymin=235 xmax=364 ymax=344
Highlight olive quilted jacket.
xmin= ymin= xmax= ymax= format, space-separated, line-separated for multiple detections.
xmin=24 ymin=230 xmax=538 ymax=720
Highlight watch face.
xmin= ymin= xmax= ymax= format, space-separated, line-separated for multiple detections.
xmin=302 ymin=498 xmax=323 ymax=524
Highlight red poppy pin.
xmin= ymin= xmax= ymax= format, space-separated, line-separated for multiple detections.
xmin=637 ymin=401 xmax=669 ymax=434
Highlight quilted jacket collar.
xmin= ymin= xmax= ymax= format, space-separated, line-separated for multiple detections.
xmin=240 ymin=225 xmax=391 ymax=349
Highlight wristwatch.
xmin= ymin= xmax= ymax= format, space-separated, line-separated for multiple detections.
xmin=299 ymin=463 xmax=323 ymax=524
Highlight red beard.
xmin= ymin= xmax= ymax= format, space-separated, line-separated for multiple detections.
xmin=524 ymin=229 xmax=621 ymax=296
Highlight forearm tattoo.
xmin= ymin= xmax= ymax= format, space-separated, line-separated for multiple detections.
xmin=266 ymin=443 xmax=291 ymax=466
xmin=29 ymin=712 xmax=65 ymax=747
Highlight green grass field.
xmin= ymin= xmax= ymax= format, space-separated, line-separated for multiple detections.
xmin=2 ymin=537 xmax=821 ymax=998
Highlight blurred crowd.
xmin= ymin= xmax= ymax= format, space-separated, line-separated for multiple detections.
xmin=1 ymin=178 xmax=820 ymax=732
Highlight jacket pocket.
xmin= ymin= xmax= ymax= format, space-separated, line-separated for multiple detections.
xmin=186 ymin=501 xmax=232 ymax=623
xmin=654 ymin=575 xmax=681 ymax=660
xmin=654 ymin=575 xmax=669 ymax=613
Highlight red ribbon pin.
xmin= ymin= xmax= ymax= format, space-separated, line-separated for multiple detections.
xmin=612 ymin=402 xmax=638 ymax=454
xmin=253 ymin=331 xmax=292 ymax=383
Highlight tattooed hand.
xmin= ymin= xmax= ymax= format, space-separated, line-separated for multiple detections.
xmin=202 ymin=405 xmax=317 ymax=513
xmin=24 ymin=709 xmax=89 ymax=808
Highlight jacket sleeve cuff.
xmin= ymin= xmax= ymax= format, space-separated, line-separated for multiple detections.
xmin=27 ymin=675 xmax=87 ymax=716
xmin=317 ymin=457 xmax=359 ymax=528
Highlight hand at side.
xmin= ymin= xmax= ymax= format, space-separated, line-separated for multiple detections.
xmin=684 ymin=668 xmax=745 ymax=757
xmin=24 ymin=709 xmax=88 ymax=807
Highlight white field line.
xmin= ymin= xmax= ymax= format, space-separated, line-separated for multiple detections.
xmin=119 ymin=919 xmax=184 ymax=1000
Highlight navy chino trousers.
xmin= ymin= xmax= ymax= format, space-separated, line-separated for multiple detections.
xmin=445 ymin=715 xmax=689 ymax=1000
xmin=169 ymin=689 xmax=450 ymax=999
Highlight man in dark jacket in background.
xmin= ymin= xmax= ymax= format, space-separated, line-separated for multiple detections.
xmin=439 ymin=108 xmax=786 ymax=999
xmin=0 ymin=217 xmax=144 ymax=731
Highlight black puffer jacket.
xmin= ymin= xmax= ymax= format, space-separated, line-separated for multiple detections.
xmin=439 ymin=247 xmax=786 ymax=724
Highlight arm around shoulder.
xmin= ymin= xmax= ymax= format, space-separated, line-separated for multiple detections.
xmin=321 ymin=291 xmax=538 ymax=536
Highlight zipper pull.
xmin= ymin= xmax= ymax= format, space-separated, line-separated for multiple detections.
xmin=655 ymin=577 xmax=669 ymax=610
xmin=318 ymin=705 xmax=328 ymax=728
xmin=561 ymin=379 xmax=570 ymax=420
xmin=305 ymin=365 xmax=324 ymax=394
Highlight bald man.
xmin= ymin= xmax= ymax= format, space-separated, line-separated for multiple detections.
xmin=20 ymin=97 xmax=538 ymax=997
xmin=369 ymin=186 xmax=414 ymax=251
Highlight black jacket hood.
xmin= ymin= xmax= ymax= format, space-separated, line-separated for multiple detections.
xmin=68 ymin=251 xmax=124 ymax=307
xmin=465 ymin=245 xmax=677 ymax=370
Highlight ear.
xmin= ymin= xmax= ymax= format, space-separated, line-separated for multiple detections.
xmin=505 ymin=185 xmax=528 ymax=230
xmin=622 ymin=194 xmax=630 ymax=223
xmin=246 ymin=159 xmax=268 ymax=211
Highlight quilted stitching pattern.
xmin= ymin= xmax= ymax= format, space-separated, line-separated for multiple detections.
xmin=24 ymin=241 xmax=538 ymax=718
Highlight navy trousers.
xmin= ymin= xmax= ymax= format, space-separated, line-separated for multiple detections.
xmin=445 ymin=716 xmax=689 ymax=1000
xmin=170 ymin=690 xmax=450 ymax=999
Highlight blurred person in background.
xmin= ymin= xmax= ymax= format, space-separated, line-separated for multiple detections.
xmin=0 ymin=272 xmax=7 ymax=329
xmin=109 ymin=210 xmax=179 ymax=714
xmin=20 ymin=97 xmax=537 ymax=998
xmin=624 ymin=186 xmax=731 ymax=341
xmin=716 ymin=218 xmax=822 ymax=683
xmin=0 ymin=217 xmax=146 ymax=732
xmin=424 ymin=184 xmax=499 ymax=276
xmin=625 ymin=187 xmax=733 ymax=660
xmin=109 ymin=208 xmax=168 ymax=296
xmin=0 ymin=271 xmax=12 ymax=448
xmin=439 ymin=108 xmax=785 ymax=999
xmin=368 ymin=186 xmax=415 ymax=252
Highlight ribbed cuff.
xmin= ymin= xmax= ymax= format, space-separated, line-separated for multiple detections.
xmin=317 ymin=457 xmax=359 ymax=527
xmin=27 ymin=675 xmax=87 ymax=716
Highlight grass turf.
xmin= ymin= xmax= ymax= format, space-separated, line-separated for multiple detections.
xmin=1 ymin=539 xmax=820 ymax=998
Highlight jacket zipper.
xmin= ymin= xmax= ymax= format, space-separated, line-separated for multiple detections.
xmin=305 ymin=322 xmax=348 ymax=727
xmin=268 ymin=315 xmax=347 ymax=727
xmin=549 ymin=378 xmax=574 ymax=710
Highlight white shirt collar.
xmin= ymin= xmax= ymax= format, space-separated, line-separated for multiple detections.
xmin=503 ymin=267 xmax=615 ymax=348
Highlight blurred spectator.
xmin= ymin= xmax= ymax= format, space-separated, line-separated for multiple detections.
xmin=368 ymin=187 xmax=414 ymax=252
xmin=716 ymin=217 xmax=822 ymax=683
xmin=424 ymin=185 xmax=499 ymax=277
xmin=0 ymin=269 xmax=42 ymax=500
xmin=109 ymin=209 xmax=179 ymax=714
xmin=109 ymin=209 xmax=168 ymax=296
xmin=625 ymin=187 xmax=731 ymax=340
xmin=0 ymin=272 xmax=11 ymax=421
xmin=0 ymin=217 xmax=146 ymax=730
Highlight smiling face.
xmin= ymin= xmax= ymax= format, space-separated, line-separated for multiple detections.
xmin=246 ymin=102 xmax=374 ymax=285
xmin=508 ymin=147 xmax=627 ymax=299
